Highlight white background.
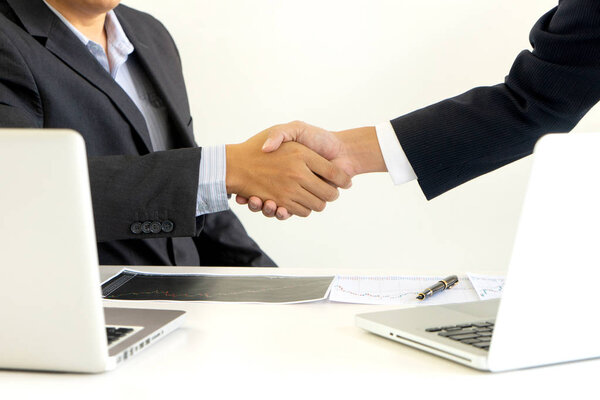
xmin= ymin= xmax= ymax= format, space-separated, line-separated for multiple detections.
xmin=123 ymin=0 xmax=599 ymax=271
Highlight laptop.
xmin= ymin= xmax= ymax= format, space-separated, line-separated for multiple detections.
xmin=356 ymin=132 xmax=600 ymax=372
xmin=0 ymin=129 xmax=186 ymax=373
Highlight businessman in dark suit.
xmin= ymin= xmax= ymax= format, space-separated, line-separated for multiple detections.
xmin=0 ymin=0 xmax=351 ymax=266
xmin=239 ymin=0 xmax=600 ymax=219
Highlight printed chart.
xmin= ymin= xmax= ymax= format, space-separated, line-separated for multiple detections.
xmin=101 ymin=270 xmax=505 ymax=305
xmin=467 ymin=273 xmax=505 ymax=300
xmin=329 ymin=275 xmax=480 ymax=305
xmin=102 ymin=269 xmax=334 ymax=304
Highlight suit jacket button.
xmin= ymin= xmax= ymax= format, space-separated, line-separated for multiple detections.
xmin=161 ymin=220 xmax=174 ymax=233
xmin=141 ymin=221 xmax=152 ymax=234
xmin=150 ymin=221 xmax=162 ymax=234
xmin=130 ymin=222 xmax=142 ymax=234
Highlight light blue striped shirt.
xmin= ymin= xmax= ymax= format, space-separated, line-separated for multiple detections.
xmin=43 ymin=1 xmax=229 ymax=216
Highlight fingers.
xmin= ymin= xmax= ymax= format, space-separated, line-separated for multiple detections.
xmin=249 ymin=195 xmax=310 ymax=218
xmin=275 ymin=207 xmax=291 ymax=220
xmin=305 ymin=152 xmax=352 ymax=189
xmin=293 ymin=185 xmax=328 ymax=214
xmin=247 ymin=196 xmax=263 ymax=212
xmin=299 ymin=171 xmax=340 ymax=203
xmin=237 ymin=195 xmax=291 ymax=220
xmin=262 ymin=200 xmax=277 ymax=217
xmin=286 ymin=200 xmax=311 ymax=218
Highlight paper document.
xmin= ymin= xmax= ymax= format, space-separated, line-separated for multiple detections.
xmin=329 ymin=274 xmax=505 ymax=305
xmin=467 ymin=273 xmax=505 ymax=300
xmin=329 ymin=275 xmax=481 ymax=305
xmin=102 ymin=269 xmax=334 ymax=304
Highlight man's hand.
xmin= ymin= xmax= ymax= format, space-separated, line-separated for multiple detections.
xmin=236 ymin=121 xmax=354 ymax=219
xmin=236 ymin=121 xmax=386 ymax=219
xmin=261 ymin=121 xmax=358 ymax=177
xmin=226 ymin=128 xmax=352 ymax=217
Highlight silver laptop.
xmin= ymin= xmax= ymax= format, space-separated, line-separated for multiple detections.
xmin=0 ymin=129 xmax=185 ymax=373
xmin=356 ymin=132 xmax=600 ymax=372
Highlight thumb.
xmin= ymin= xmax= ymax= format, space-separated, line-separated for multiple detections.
xmin=261 ymin=132 xmax=286 ymax=153
xmin=262 ymin=122 xmax=305 ymax=152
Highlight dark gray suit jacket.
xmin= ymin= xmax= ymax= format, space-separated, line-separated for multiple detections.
xmin=0 ymin=0 xmax=275 ymax=267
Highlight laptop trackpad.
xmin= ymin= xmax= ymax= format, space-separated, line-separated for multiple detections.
xmin=440 ymin=299 xmax=500 ymax=319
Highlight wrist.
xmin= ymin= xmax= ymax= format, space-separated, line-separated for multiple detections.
xmin=225 ymin=143 xmax=245 ymax=194
xmin=334 ymin=126 xmax=386 ymax=176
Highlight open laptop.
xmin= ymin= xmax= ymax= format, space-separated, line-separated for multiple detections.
xmin=356 ymin=132 xmax=600 ymax=372
xmin=0 ymin=129 xmax=185 ymax=373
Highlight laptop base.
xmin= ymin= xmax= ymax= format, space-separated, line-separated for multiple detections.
xmin=356 ymin=300 xmax=499 ymax=371
xmin=104 ymin=307 xmax=186 ymax=369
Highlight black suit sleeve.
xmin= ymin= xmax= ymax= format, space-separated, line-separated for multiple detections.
xmin=0 ymin=27 xmax=201 ymax=243
xmin=87 ymin=150 xmax=201 ymax=242
xmin=391 ymin=0 xmax=600 ymax=200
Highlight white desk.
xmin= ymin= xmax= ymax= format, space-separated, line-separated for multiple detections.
xmin=0 ymin=266 xmax=594 ymax=399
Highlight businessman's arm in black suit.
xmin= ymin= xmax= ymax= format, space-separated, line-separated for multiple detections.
xmin=0 ymin=33 xmax=199 ymax=244
xmin=390 ymin=0 xmax=600 ymax=199
xmin=0 ymin=13 xmax=279 ymax=267
xmin=244 ymin=0 xmax=600 ymax=219
xmin=0 ymin=2 xmax=273 ymax=270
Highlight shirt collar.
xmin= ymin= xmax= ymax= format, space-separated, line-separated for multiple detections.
xmin=42 ymin=1 xmax=134 ymax=76
xmin=105 ymin=9 xmax=135 ymax=60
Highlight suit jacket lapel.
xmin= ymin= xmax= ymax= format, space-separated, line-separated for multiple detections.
xmin=45 ymin=29 xmax=155 ymax=152
xmin=7 ymin=0 xmax=154 ymax=153
xmin=115 ymin=7 xmax=196 ymax=148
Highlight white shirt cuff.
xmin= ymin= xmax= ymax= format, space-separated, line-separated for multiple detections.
xmin=196 ymin=145 xmax=230 ymax=216
xmin=375 ymin=121 xmax=417 ymax=185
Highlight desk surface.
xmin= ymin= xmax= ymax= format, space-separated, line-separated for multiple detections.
xmin=0 ymin=266 xmax=594 ymax=399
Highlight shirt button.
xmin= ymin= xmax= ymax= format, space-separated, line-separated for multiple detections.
xmin=130 ymin=222 xmax=142 ymax=234
xmin=161 ymin=220 xmax=174 ymax=233
xmin=141 ymin=221 xmax=152 ymax=234
xmin=150 ymin=221 xmax=162 ymax=234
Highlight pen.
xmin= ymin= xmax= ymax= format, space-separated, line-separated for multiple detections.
xmin=416 ymin=275 xmax=459 ymax=300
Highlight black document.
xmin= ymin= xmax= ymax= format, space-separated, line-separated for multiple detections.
xmin=102 ymin=269 xmax=335 ymax=303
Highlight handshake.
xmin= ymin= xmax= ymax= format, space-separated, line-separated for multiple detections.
xmin=226 ymin=121 xmax=386 ymax=220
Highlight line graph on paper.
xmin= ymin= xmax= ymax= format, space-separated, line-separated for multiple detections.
xmin=329 ymin=275 xmax=480 ymax=305
xmin=101 ymin=270 xmax=334 ymax=303
xmin=467 ymin=273 xmax=505 ymax=300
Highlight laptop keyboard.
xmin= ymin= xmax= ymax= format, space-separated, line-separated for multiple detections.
xmin=425 ymin=321 xmax=494 ymax=351
xmin=106 ymin=327 xmax=134 ymax=346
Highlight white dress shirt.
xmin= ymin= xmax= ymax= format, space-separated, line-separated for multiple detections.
xmin=375 ymin=121 xmax=417 ymax=184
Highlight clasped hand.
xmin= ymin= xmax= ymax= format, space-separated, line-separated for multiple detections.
xmin=225 ymin=124 xmax=352 ymax=217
